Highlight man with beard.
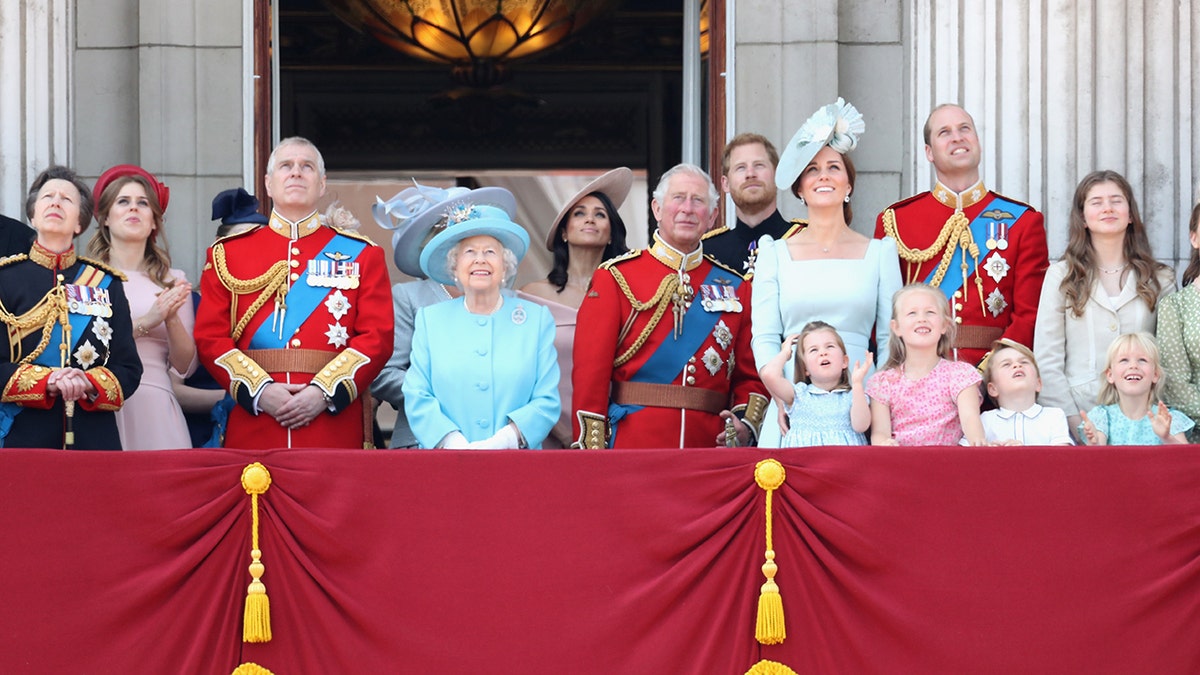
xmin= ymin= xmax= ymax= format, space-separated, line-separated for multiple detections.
xmin=702 ymin=133 xmax=801 ymax=277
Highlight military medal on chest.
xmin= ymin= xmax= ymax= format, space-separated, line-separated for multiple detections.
xmin=307 ymin=251 xmax=361 ymax=289
xmin=699 ymin=279 xmax=743 ymax=313
xmin=65 ymin=284 xmax=113 ymax=318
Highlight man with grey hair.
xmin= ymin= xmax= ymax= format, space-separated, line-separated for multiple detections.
xmin=572 ymin=163 xmax=767 ymax=448
xmin=195 ymin=136 xmax=393 ymax=449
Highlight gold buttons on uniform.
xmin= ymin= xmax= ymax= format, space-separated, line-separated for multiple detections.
xmin=291 ymin=247 xmax=301 ymax=255
xmin=289 ymin=260 xmax=299 ymax=268
xmin=290 ymin=273 xmax=299 ymax=281
xmin=954 ymin=317 xmax=963 ymax=324
xmin=686 ymin=376 xmax=696 ymax=385
xmin=291 ymin=339 xmax=302 ymax=347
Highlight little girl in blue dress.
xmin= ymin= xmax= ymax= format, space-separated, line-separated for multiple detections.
xmin=1079 ymin=331 xmax=1193 ymax=445
xmin=760 ymin=320 xmax=871 ymax=446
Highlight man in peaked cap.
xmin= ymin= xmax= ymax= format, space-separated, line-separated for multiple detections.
xmin=194 ymin=137 xmax=393 ymax=449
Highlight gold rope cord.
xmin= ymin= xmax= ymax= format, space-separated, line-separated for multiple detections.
xmin=608 ymin=268 xmax=679 ymax=367
xmin=0 ymin=285 xmax=69 ymax=365
xmin=882 ymin=208 xmax=974 ymax=286
xmin=212 ymin=244 xmax=290 ymax=341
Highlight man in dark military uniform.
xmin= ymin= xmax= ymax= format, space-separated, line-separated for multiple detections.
xmin=701 ymin=133 xmax=800 ymax=277
xmin=572 ymin=163 xmax=767 ymax=449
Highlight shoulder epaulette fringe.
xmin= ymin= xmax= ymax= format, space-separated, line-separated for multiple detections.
xmin=78 ymin=256 xmax=128 ymax=281
xmin=780 ymin=220 xmax=808 ymax=240
xmin=599 ymin=249 xmax=643 ymax=270
xmin=213 ymin=226 xmax=262 ymax=244
xmin=332 ymin=226 xmax=379 ymax=247
xmin=0 ymin=253 xmax=28 ymax=268
xmin=705 ymin=255 xmax=749 ymax=280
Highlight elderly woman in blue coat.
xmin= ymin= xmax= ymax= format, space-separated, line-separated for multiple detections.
xmin=403 ymin=202 xmax=560 ymax=448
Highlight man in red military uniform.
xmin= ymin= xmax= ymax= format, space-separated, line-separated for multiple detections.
xmin=195 ymin=137 xmax=392 ymax=448
xmin=875 ymin=104 xmax=1049 ymax=366
xmin=572 ymin=163 xmax=767 ymax=449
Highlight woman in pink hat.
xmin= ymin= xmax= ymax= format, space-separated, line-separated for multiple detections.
xmin=87 ymin=165 xmax=197 ymax=449
xmin=520 ymin=167 xmax=632 ymax=447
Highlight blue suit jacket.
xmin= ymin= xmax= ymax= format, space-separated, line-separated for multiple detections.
xmin=404 ymin=296 xmax=560 ymax=448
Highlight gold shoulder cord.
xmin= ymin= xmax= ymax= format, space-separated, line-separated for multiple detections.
xmin=212 ymin=244 xmax=291 ymax=341
xmin=0 ymin=285 xmax=69 ymax=365
xmin=608 ymin=267 xmax=679 ymax=367
xmin=882 ymin=208 xmax=983 ymax=311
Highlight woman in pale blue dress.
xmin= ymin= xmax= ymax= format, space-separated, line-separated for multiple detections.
xmin=752 ymin=98 xmax=902 ymax=447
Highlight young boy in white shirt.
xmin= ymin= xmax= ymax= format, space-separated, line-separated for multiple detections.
xmin=980 ymin=339 xmax=1074 ymax=445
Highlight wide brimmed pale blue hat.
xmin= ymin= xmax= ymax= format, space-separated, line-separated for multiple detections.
xmin=775 ymin=97 xmax=865 ymax=191
xmin=373 ymin=183 xmax=517 ymax=278
xmin=418 ymin=203 xmax=530 ymax=286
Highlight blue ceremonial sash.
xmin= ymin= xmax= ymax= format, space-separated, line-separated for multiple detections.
xmin=2 ymin=265 xmax=112 ymax=445
xmin=33 ymin=265 xmax=113 ymax=368
xmin=249 ymin=235 xmax=367 ymax=349
xmin=609 ymin=264 xmax=740 ymax=446
xmin=924 ymin=196 xmax=1028 ymax=301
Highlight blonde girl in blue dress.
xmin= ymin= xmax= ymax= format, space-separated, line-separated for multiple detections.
xmin=759 ymin=320 xmax=871 ymax=446
xmin=1079 ymin=332 xmax=1193 ymax=445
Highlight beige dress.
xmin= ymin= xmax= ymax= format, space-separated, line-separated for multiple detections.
xmin=517 ymin=291 xmax=576 ymax=448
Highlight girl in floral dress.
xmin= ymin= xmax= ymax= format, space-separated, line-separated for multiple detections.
xmin=1079 ymin=332 xmax=1192 ymax=445
xmin=867 ymin=283 xmax=985 ymax=445
xmin=759 ymin=320 xmax=871 ymax=446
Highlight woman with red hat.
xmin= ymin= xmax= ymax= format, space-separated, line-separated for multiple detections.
xmin=87 ymin=164 xmax=197 ymax=449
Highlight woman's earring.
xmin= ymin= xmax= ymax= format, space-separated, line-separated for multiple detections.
xmin=797 ymin=196 xmax=806 ymax=205
xmin=844 ymin=192 xmax=852 ymax=203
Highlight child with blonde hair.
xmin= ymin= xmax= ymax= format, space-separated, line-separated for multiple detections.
xmin=866 ymin=284 xmax=985 ymax=445
xmin=760 ymin=321 xmax=871 ymax=446
xmin=980 ymin=338 xmax=1073 ymax=445
xmin=1079 ymin=332 xmax=1193 ymax=444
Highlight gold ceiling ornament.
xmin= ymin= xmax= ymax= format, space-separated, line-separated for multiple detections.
xmin=320 ymin=0 xmax=620 ymax=86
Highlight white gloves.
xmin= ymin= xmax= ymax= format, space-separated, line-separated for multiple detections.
xmin=439 ymin=431 xmax=471 ymax=449
xmin=467 ymin=424 xmax=520 ymax=450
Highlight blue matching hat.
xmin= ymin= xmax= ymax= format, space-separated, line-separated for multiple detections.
xmin=373 ymin=183 xmax=518 ymax=279
xmin=418 ymin=202 xmax=530 ymax=286
xmin=211 ymin=187 xmax=269 ymax=226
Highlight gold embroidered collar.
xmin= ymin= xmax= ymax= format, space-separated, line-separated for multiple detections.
xmin=932 ymin=180 xmax=987 ymax=211
xmin=648 ymin=231 xmax=703 ymax=272
xmin=269 ymin=211 xmax=321 ymax=239
xmin=29 ymin=241 xmax=76 ymax=270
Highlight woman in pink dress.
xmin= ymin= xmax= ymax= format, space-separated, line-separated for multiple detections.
xmin=88 ymin=165 xmax=196 ymax=449
xmin=520 ymin=168 xmax=632 ymax=447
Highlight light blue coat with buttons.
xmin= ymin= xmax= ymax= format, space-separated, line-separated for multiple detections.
xmin=404 ymin=295 xmax=560 ymax=448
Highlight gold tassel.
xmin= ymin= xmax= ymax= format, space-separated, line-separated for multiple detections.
xmin=231 ymin=663 xmax=275 ymax=675
xmin=754 ymin=459 xmax=787 ymax=645
xmin=744 ymin=658 xmax=799 ymax=675
xmin=241 ymin=462 xmax=273 ymax=643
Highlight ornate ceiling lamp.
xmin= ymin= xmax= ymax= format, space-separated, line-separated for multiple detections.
xmin=321 ymin=0 xmax=620 ymax=87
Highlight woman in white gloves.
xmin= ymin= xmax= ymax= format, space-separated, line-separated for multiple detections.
xmin=402 ymin=198 xmax=560 ymax=449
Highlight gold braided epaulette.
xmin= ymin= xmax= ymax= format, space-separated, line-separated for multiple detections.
xmin=781 ymin=219 xmax=808 ymax=239
xmin=705 ymin=255 xmax=749 ymax=281
xmin=78 ymin=256 xmax=127 ymax=281
xmin=598 ymin=249 xmax=642 ymax=270
xmin=700 ymin=226 xmax=730 ymax=241
xmin=330 ymin=227 xmax=379 ymax=247
xmin=212 ymin=226 xmax=261 ymax=245
xmin=0 ymin=253 xmax=28 ymax=268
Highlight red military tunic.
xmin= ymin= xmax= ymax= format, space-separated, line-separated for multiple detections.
xmin=195 ymin=211 xmax=392 ymax=448
xmin=875 ymin=180 xmax=1049 ymax=365
xmin=572 ymin=234 xmax=767 ymax=449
